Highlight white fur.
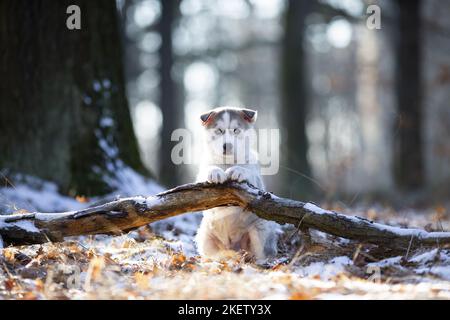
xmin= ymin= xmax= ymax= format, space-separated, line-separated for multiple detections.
xmin=195 ymin=108 xmax=279 ymax=261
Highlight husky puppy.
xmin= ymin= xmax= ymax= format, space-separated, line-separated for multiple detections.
xmin=195 ymin=106 xmax=279 ymax=261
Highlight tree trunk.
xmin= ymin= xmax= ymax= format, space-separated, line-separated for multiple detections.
xmin=0 ymin=0 xmax=148 ymax=196
xmin=280 ymin=0 xmax=313 ymax=198
xmin=394 ymin=0 xmax=424 ymax=190
xmin=158 ymin=0 xmax=182 ymax=188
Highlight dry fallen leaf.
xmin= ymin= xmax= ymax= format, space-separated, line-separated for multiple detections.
xmin=433 ymin=205 xmax=447 ymax=222
xmin=3 ymin=249 xmax=16 ymax=262
xmin=86 ymin=256 xmax=105 ymax=282
xmin=75 ymin=195 xmax=89 ymax=203
xmin=289 ymin=291 xmax=314 ymax=300
xmin=4 ymin=278 xmax=17 ymax=291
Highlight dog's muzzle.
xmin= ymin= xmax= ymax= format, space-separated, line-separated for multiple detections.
xmin=222 ymin=143 xmax=233 ymax=155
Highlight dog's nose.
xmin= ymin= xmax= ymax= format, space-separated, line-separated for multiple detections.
xmin=223 ymin=143 xmax=233 ymax=154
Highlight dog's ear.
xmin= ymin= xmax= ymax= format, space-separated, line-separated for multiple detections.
xmin=200 ymin=111 xmax=215 ymax=126
xmin=241 ymin=108 xmax=257 ymax=123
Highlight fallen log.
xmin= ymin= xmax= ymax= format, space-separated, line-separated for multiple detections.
xmin=0 ymin=181 xmax=449 ymax=249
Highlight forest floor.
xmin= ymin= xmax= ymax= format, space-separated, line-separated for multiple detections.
xmin=1 ymin=177 xmax=450 ymax=300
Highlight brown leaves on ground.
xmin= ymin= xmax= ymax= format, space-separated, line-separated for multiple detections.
xmin=1 ymin=204 xmax=450 ymax=299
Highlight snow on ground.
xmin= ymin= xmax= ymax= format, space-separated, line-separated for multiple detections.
xmin=0 ymin=168 xmax=163 ymax=214
xmin=0 ymin=177 xmax=84 ymax=214
xmin=1 ymin=174 xmax=450 ymax=299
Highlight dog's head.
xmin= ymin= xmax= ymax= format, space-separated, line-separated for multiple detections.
xmin=199 ymin=106 xmax=257 ymax=162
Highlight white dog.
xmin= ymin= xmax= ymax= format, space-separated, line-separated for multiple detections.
xmin=195 ymin=106 xmax=279 ymax=261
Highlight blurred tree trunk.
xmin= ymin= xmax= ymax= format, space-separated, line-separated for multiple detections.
xmin=158 ymin=0 xmax=182 ymax=188
xmin=394 ymin=0 xmax=424 ymax=190
xmin=120 ymin=0 xmax=143 ymax=89
xmin=0 ymin=0 xmax=149 ymax=196
xmin=280 ymin=0 xmax=313 ymax=198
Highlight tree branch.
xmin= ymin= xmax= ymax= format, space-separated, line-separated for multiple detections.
xmin=1 ymin=181 xmax=449 ymax=249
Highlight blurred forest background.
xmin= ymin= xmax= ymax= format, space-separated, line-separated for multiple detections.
xmin=3 ymin=0 xmax=450 ymax=301
xmin=1 ymin=0 xmax=450 ymax=207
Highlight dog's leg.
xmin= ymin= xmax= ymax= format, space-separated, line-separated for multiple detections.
xmin=248 ymin=226 xmax=267 ymax=261
xmin=262 ymin=228 xmax=278 ymax=258
xmin=225 ymin=166 xmax=255 ymax=184
xmin=248 ymin=223 xmax=278 ymax=261
xmin=195 ymin=219 xmax=221 ymax=257
xmin=197 ymin=166 xmax=227 ymax=184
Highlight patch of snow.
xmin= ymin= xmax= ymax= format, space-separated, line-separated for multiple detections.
xmin=0 ymin=217 xmax=39 ymax=234
xmin=333 ymin=209 xmax=447 ymax=239
xmin=310 ymin=229 xmax=329 ymax=240
xmin=294 ymin=276 xmax=337 ymax=290
xmin=369 ymin=256 xmax=403 ymax=268
xmin=304 ymin=203 xmax=332 ymax=215
xmin=131 ymin=196 xmax=148 ymax=205
xmin=410 ymin=249 xmax=439 ymax=263
xmin=83 ymin=95 xmax=92 ymax=105
xmin=94 ymin=123 xmax=162 ymax=198
xmin=0 ymin=169 xmax=198 ymax=256
xmin=35 ymin=212 xmax=76 ymax=221
xmin=104 ymin=164 xmax=162 ymax=197
xmin=409 ymin=249 xmax=450 ymax=281
xmin=0 ymin=178 xmax=85 ymax=214
xmin=372 ymin=223 xmax=428 ymax=237
xmin=93 ymin=80 xmax=102 ymax=92
xmin=98 ymin=137 xmax=119 ymax=159
xmin=9 ymin=220 xmax=40 ymax=233
xmin=145 ymin=195 xmax=162 ymax=207
xmin=0 ymin=235 xmax=3 ymax=249
xmin=241 ymin=265 xmax=259 ymax=275
xmin=102 ymin=79 xmax=111 ymax=89
xmin=422 ymin=266 xmax=450 ymax=281
xmin=414 ymin=265 xmax=450 ymax=281
xmin=99 ymin=117 xmax=114 ymax=128
xmin=151 ymin=212 xmax=202 ymax=256
xmin=78 ymin=234 xmax=174 ymax=268
xmin=298 ymin=256 xmax=353 ymax=279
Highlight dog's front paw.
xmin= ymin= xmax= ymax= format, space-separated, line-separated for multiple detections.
xmin=207 ymin=167 xmax=227 ymax=184
xmin=225 ymin=166 xmax=250 ymax=183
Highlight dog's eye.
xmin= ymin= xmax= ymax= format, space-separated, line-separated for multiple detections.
xmin=233 ymin=128 xmax=241 ymax=135
xmin=215 ymin=128 xmax=224 ymax=135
